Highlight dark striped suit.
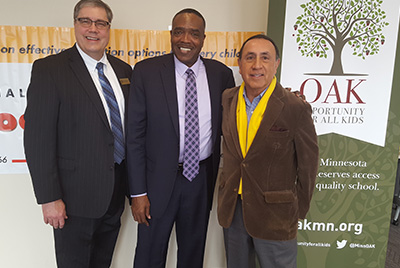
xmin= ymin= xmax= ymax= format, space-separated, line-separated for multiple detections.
xmin=24 ymin=44 xmax=132 ymax=267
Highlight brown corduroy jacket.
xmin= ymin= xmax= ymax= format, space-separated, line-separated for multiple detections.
xmin=217 ymin=82 xmax=319 ymax=241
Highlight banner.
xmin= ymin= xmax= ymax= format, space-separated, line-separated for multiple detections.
xmin=268 ymin=0 xmax=400 ymax=267
xmin=0 ymin=26 xmax=258 ymax=174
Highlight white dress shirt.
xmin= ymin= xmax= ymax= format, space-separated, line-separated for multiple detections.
xmin=76 ymin=44 xmax=125 ymax=135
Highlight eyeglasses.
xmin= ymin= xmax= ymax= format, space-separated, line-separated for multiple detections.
xmin=75 ymin=18 xmax=110 ymax=29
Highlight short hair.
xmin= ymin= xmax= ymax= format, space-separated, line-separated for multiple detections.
xmin=172 ymin=8 xmax=206 ymax=29
xmin=74 ymin=0 xmax=113 ymax=23
xmin=238 ymin=34 xmax=280 ymax=60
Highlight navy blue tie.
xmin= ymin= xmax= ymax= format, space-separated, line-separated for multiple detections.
xmin=96 ymin=62 xmax=125 ymax=164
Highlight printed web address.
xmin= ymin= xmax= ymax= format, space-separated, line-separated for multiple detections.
xmin=298 ymin=219 xmax=363 ymax=235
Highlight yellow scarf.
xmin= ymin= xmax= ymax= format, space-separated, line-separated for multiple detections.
xmin=236 ymin=76 xmax=276 ymax=194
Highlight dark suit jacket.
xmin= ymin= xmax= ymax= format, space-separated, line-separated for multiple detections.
xmin=24 ymin=45 xmax=132 ymax=218
xmin=126 ymin=53 xmax=235 ymax=218
xmin=218 ymin=82 xmax=319 ymax=241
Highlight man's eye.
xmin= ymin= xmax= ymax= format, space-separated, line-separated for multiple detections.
xmin=96 ymin=21 xmax=107 ymax=27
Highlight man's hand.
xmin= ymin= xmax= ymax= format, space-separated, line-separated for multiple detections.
xmin=42 ymin=199 xmax=68 ymax=229
xmin=286 ymin=87 xmax=306 ymax=102
xmin=131 ymin=195 xmax=151 ymax=226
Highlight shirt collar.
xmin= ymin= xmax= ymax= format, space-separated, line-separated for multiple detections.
xmin=174 ymin=55 xmax=201 ymax=78
xmin=76 ymin=43 xmax=108 ymax=72
xmin=243 ymin=86 xmax=268 ymax=105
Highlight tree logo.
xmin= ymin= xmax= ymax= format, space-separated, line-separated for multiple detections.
xmin=293 ymin=0 xmax=389 ymax=75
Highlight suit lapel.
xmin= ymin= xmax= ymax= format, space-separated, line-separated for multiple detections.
xmin=203 ymin=59 xmax=221 ymax=147
xmin=160 ymin=55 xmax=180 ymax=138
xmin=226 ymin=88 xmax=244 ymax=160
xmin=68 ymin=46 xmax=111 ymax=132
xmin=248 ymin=85 xmax=284 ymax=153
xmin=107 ymin=55 xmax=129 ymax=100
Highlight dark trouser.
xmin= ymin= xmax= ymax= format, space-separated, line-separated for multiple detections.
xmin=133 ymin=163 xmax=210 ymax=268
xmin=53 ymin=162 xmax=126 ymax=268
xmin=223 ymin=198 xmax=297 ymax=268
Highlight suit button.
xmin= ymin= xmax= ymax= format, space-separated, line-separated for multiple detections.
xmin=110 ymin=166 xmax=114 ymax=170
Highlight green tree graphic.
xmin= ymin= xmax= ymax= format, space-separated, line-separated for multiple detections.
xmin=293 ymin=0 xmax=389 ymax=75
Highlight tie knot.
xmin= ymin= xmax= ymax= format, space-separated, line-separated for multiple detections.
xmin=185 ymin=68 xmax=194 ymax=77
xmin=96 ymin=62 xmax=104 ymax=73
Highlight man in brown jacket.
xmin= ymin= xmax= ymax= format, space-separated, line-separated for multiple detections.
xmin=217 ymin=34 xmax=319 ymax=268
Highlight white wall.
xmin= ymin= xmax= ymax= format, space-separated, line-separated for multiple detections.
xmin=0 ymin=1 xmax=269 ymax=267
xmin=0 ymin=0 xmax=269 ymax=31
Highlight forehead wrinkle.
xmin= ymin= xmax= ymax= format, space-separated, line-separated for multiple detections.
xmin=245 ymin=50 xmax=270 ymax=55
xmin=173 ymin=26 xmax=200 ymax=31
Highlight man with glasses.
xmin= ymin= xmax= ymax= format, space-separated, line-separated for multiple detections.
xmin=24 ymin=1 xmax=132 ymax=267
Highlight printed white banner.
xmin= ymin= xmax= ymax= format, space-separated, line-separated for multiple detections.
xmin=0 ymin=27 xmax=256 ymax=174
xmin=281 ymin=0 xmax=400 ymax=146
xmin=0 ymin=63 xmax=30 ymax=173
